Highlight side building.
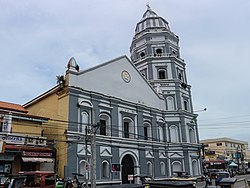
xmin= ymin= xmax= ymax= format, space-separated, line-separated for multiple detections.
xmin=24 ymin=6 xmax=202 ymax=186
xmin=0 ymin=101 xmax=55 ymax=183
xmin=200 ymin=137 xmax=250 ymax=170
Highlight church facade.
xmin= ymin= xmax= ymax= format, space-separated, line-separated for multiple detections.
xmin=25 ymin=6 xmax=202 ymax=186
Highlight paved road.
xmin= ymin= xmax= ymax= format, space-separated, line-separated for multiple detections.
xmin=196 ymin=180 xmax=206 ymax=188
xmin=196 ymin=174 xmax=250 ymax=188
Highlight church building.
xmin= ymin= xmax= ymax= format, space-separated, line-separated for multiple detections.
xmin=24 ymin=6 xmax=202 ymax=186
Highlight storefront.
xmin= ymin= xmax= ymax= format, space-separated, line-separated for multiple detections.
xmin=21 ymin=150 xmax=54 ymax=171
xmin=1 ymin=144 xmax=55 ymax=175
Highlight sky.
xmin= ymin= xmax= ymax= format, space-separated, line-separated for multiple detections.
xmin=1 ymin=0 xmax=250 ymax=144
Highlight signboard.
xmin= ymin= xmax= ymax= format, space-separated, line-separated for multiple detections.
xmin=235 ymin=152 xmax=241 ymax=159
xmin=22 ymin=151 xmax=53 ymax=157
xmin=111 ymin=164 xmax=120 ymax=172
xmin=128 ymin=174 xmax=134 ymax=181
xmin=205 ymin=151 xmax=215 ymax=155
xmin=5 ymin=135 xmax=25 ymax=145
xmin=2 ymin=114 xmax=12 ymax=133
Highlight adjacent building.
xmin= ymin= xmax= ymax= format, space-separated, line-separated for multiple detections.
xmin=0 ymin=101 xmax=55 ymax=183
xmin=24 ymin=6 xmax=202 ymax=186
xmin=201 ymin=137 xmax=250 ymax=167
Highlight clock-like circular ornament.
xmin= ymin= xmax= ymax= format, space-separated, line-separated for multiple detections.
xmin=121 ymin=70 xmax=131 ymax=83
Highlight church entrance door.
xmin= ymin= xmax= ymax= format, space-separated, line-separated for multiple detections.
xmin=121 ymin=154 xmax=134 ymax=184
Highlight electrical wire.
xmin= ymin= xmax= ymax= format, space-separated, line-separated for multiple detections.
xmin=2 ymin=111 xmax=250 ymax=145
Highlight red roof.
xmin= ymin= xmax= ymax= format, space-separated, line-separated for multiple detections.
xmin=0 ymin=101 xmax=28 ymax=113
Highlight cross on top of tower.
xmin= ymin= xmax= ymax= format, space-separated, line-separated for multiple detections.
xmin=146 ymin=3 xmax=151 ymax=10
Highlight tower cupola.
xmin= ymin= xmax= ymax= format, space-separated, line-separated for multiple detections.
xmin=135 ymin=5 xmax=171 ymax=34
xmin=130 ymin=5 xmax=180 ymax=64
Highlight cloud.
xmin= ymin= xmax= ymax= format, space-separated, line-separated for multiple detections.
xmin=1 ymin=0 xmax=250 ymax=144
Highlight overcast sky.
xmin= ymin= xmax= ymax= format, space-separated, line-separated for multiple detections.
xmin=1 ymin=0 xmax=250 ymax=144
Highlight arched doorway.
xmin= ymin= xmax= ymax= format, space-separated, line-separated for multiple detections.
xmin=121 ymin=154 xmax=134 ymax=184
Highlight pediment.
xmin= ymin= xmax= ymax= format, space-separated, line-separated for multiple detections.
xmin=68 ymin=56 xmax=165 ymax=109
xmin=77 ymin=144 xmax=91 ymax=156
xmin=168 ymin=152 xmax=183 ymax=158
xmin=145 ymin=150 xmax=154 ymax=158
xmin=100 ymin=146 xmax=112 ymax=157
xmin=159 ymin=151 xmax=167 ymax=159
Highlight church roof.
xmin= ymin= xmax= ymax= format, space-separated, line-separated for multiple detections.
xmin=135 ymin=5 xmax=170 ymax=34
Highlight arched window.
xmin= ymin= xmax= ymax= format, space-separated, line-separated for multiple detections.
xmin=170 ymin=125 xmax=179 ymax=143
xmin=144 ymin=122 xmax=152 ymax=140
xmin=184 ymin=100 xmax=189 ymax=111
xmin=81 ymin=111 xmax=89 ymax=133
xmin=192 ymin=160 xmax=199 ymax=176
xmin=160 ymin=162 xmax=166 ymax=176
xmin=172 ymin=161 xmax=182 ymax=174
xmin=178 ymin=73 xmax=183 ymax=81
xmin=123 ymin=118 xmax=135 ymax=139
xmin=79 ymin=160 xmax=88 ymax=176
xmin=99 ymin=113 xmax=111 ymax=136
xmin=102 ymin=161 xmax=110 ymax=178
xmin=158 ymin=125 xmax=164 ymax=142
xmin=167 ymin=96 xmax=175 ymax=110
xmin=158 ymin=69 xmax=167 ymax=79
xmin=189 ymin=128 xmax=196 ymax=143
xmin=147 ymin=161 xmax=153 ymax=176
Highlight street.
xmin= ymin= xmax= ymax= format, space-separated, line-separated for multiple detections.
xmin=196 ymin=174 xmax=250 ymax=188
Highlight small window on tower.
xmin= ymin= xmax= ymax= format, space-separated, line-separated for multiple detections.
xmin=140 ymin=52 xmax=145 ymax=58
xmin=184 ymin=100 xmax=188 ymax=111
xmin=156 ymin=48 xmax=162 ymax=56
xmin=141 ymin=69 xmax=147 ymax=79
xmin=158 ymin=69 xmax=166 ymax=79
xmin=178 ymin=73 xmax=183 ymax=81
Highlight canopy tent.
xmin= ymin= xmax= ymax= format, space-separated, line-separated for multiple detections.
xmin=228 ymin=162 xmax=238 ymax=167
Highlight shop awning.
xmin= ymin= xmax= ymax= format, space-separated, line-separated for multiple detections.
xmin=22 ymin=157 xmax=53 ymax=163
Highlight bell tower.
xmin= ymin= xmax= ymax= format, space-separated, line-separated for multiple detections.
xmin=130 ymin=6 xmax=199 ymax=146
xmin=130 ymin=5 xmax=193 ymax=114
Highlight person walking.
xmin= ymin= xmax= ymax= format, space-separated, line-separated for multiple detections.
xmin=205 ymin=174 xmax=211 ymax=188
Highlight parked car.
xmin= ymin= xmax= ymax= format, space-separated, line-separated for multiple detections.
xmin=215 ymin=171 xmax=230 ymax=186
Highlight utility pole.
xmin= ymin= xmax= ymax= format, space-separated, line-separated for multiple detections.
xmin=90 ymin=110 xmax=100 ymax=188
xmin=90 ymin=109 xmax=97 ymax=188
xmin=85 ymin=126 xmax=89 ymax=188
xmin=91 ymin=125 xmax=97 ymax=188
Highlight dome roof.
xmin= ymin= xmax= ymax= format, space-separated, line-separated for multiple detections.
xmin=135 ymin=5 xmax=170 ymax=34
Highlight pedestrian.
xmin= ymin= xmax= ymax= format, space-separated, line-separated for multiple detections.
xmin=205 ymin=174 xmax=211 ymax=188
